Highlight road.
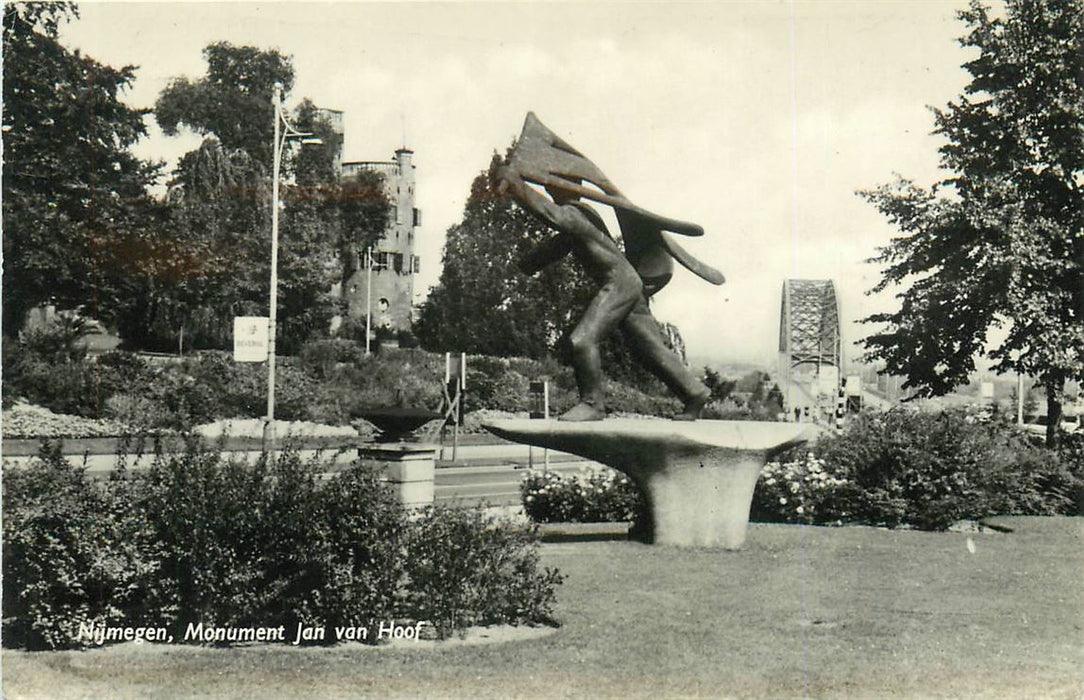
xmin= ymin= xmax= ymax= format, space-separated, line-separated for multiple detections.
xmin=1 ymin=440 xmax=603 ymax=509
xmin=436 ymin=442 xmax=601 ymax=508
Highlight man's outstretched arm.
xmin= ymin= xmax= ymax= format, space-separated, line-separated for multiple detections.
xmin=498 ymin=165 xmax=575 ymax=273
xmin=497 ymin=165 xmax=570 ymax=231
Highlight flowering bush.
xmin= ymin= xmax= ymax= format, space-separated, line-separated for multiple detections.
xmin=750 ymin=452 xmax=853 ymax=525
xmin=752 ymin=409 xmax=1081 ymax=529
xmin=520 ymin=468 xmax=645 ymax=524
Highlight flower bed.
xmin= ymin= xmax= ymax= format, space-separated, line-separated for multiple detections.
xmin=1 ymin=403 xmax=129 ymax=439
xmin=750 ymin=452 xmax=852 ymax=525
xmin=520 ymin=467 xmax=645 ymax=524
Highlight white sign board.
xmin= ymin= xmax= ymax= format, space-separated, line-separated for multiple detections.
xmin=980 ymin=381 xmax=995 ymax=400
xmin=845 ymin=375 xmax=862 ymax=397
xmin=233 ymin=316 xmax=269 ymax=362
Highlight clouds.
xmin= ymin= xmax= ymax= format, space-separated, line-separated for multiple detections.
xmin=60 ymin=1 xmax=971 ymax=366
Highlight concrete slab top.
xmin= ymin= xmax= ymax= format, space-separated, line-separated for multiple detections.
xmin=482 ymin=418 xmax=821 ymax=458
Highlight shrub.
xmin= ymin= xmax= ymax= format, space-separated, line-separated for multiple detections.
xmin=2 ymin=438 xmax=564 ymax=649
xmin=751 ymin=409 xmax=1081 ymax=530
xmin=461 ymin=356 xmax=530 ymax=413
xmin=95 ymin=351 xmax=153 ymax=395
xmin=1055 ymin=433 xmax=1084 ymax=514
xmin=18 ymin=316 xmax=89 ymax=364
xmin=5 ymin=358 xmax=109 ymax=418
xmin=402 ymin=506 xmax=563 ymax=639
xmin=128 ymin=441 xmax=408 ymax=637
xmin=299 ymin=338 xmax=366 ymax=380
xmin=602 ymin=380 xmax=681 ymax=418
xmin=104 ymin=392 xmax=173 ymax=431
xmin=312 ymin=463 xmax=409 ymax=634
xmin=520 ymin=468 xmax=645 ymax=524
xmin=1 ymin=443 xmax=161 ymax=650
xmin=750 ymin=452 xmax=853 ymax=525
xmin=2 ymin=320 xmax=110 ymax=418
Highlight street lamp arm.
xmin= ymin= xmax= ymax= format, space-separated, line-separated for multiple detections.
xmin=275 ymin=95 xmax=324 ymax=146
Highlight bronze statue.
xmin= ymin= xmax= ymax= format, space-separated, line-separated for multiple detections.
xmin=498 ymin=113 xmax=725 ymax=421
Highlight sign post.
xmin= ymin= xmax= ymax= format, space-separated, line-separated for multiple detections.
xmin=528 ymin=381 xmax=550 ymax=470
xmin=440 ymin=353 xmax=467 ymax=462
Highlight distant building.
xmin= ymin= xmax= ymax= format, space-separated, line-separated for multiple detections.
xmin=313 ymin=106 xmax=421 ymax=334
xmin=338 ymin=149 xmax=421 ymax=333
xmin=314 ymin=107 xmax=345 ymax=177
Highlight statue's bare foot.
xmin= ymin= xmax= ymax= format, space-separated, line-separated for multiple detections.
xmin=559 ymin=402 xmax=606 ymax=422
xmin=673 ymin=389 xmax=710 ymax=422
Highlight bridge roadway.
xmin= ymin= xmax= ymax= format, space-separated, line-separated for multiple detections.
xmin=1 ymin=440 xmax=602 ymax=509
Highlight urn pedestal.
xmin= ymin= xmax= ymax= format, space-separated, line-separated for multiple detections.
xmin=358 ymin=443 xmax=437 ymax=508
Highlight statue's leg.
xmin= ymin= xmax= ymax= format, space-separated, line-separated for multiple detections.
xmin=562 ymin=274 xmax=640 ymax=421
xmin=621 ymin=299 xmax=710 ymax=421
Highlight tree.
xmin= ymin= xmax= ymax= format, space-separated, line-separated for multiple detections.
xmin=702 ymin=367 xmax=736 ymax=402
xmin=2 ymin=3 xmax=158 ymax=332
xmin=416 ymin=151 xmax=686 ymax=392
xmin=115 ymin=137 xmax=270 ymax=350
xmin=416 ymin=153 xmax=591 ymax=358
xmin=860 ymin=0 xmax=1083 ymax=446
xmin=155 ymin=42 xmax=294 ymax=169
xmin=147 ymin=44 xmax=388 ymax=353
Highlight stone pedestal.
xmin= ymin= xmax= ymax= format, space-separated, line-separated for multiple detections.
xmin=358 ymin=443 xmax=436 ymax=508
xmin=483 ymin=419 xmax=818 ymax=549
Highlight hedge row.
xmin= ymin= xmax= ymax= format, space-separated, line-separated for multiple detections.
xmin=4 ymin=321 xmax=791 ymax=436
xmin=3 ymin=327 xmax=736 ymax=432
xmin=2 ymin=441 xmax=563 ymax=650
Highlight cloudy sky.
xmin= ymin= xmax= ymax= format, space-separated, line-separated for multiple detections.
xmin=60 ymin=1 xmax=978 ymax=366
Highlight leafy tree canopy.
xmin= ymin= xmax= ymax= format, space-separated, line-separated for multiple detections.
xmin=155 ymin=41 xmax=294 ymax=168
xmin=134 ymin=44 xmax=388 ymax=353
xmin=861 ymin=0 xmax=1083 ymax=445
xmin=2 ymin=2 xmax=158 ymax=331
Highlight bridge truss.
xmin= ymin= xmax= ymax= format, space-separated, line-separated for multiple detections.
xmin=778 ymin=279 xmax=842 ymax=423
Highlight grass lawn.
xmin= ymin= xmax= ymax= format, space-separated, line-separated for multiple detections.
xmin=4 ymin=517 xmax=1081 ymax=699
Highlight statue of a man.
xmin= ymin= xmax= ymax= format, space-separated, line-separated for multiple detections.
xmin=497 ymin=166 xmax=714 ymax=422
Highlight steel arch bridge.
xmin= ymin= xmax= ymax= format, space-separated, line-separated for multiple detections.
xmin=778 ymin=279 xmax=842 ymax=423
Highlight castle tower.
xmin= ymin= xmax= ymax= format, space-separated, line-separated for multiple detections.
xmin=314 ymin=107 xmax=345 ymax=177
xmin=340 ymin=148 xmax=421 ymax=333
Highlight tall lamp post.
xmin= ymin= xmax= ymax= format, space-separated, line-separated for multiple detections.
xmin=365 ymin=246 xmax=373 ymax=356
xmin=265 ymin=86 xmax=322 ymax=450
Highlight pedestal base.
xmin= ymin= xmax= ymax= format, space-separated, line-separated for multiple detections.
xmin=483 ymin=419 xmax=818 ymax=549
xmin=358 ymin=443 xmax=437 ymax=508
